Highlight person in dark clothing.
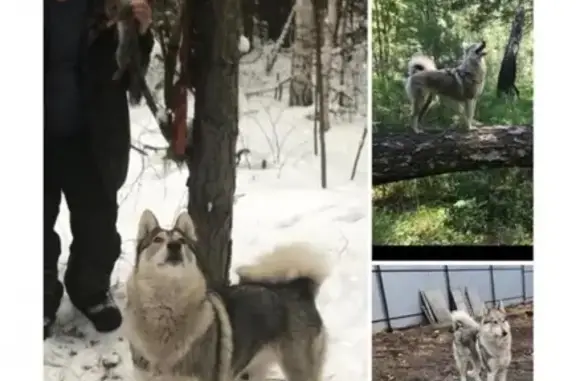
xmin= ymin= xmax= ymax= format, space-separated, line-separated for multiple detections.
xmin=44 ymin=0 xmax=154 ymax=339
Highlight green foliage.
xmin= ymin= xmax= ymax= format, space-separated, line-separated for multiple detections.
xmin=372 ymin=0 xmax=533 ymax=245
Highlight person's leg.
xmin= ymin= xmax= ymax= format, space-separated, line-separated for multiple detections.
xmin=61 ymin=131 xmax=122 ymax=332
xmin=44 ymin=134 xmax=65 ymax=339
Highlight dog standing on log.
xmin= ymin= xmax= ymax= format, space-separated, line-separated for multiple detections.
xmin=124 ymin=209 xmax=328 ymax=381
xmin=405 ymin=41 xmax=488 ymax=133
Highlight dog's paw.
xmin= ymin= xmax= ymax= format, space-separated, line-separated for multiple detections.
xmin=471 ymin=119 xmax=484 ymax=128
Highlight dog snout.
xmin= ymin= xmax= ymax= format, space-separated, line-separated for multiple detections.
xmin=167 ymin=241 xmax=182 ymax=252
xmin=165 ymin=241 xmax=183 ymax=264
xmin=474 ymin=40 xmax=487 ymax=55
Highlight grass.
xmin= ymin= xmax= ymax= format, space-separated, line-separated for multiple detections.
xmin=373 ymin=169 xmax=533 ymax=245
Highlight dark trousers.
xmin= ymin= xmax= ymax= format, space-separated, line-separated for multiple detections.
xmin=44 ymin=131 xmax=121 ymax=313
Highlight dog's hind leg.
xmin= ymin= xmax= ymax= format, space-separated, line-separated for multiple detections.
xmin=410 ymin=92 xmax=428 ymax=134
xmin=456 ymin=364 xmax=468 ymax=381
xmin=238 ymin=349 xmax=276 ymax=381
xmin=278 ymin=331 xmax=326 ymax=381
xmin=418 ymin=94 xmax=434 ymax=124
xmin=410 ymin=105 xmax=422 ymax=134
xmin=454 ymin=354 xmax=469 ymax=381
xmin=462 ymin=99 xmax=477 ymax=130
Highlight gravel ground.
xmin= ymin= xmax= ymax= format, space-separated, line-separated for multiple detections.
xmin=372 ymin=303 xmax=533 ymax=381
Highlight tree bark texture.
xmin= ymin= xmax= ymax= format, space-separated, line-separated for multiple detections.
xmin=290 ymin=0 xmax=314 ymax=106
xmin=320 ymin=0 xmax=336 ymax=131
xmin=372 ymin=126 xmax=533 ymax=185
xmin=185 ymin=0 xmax=239 ymax=287
xmin=496 ymin=6 xmax=524 ymax=97
xmin=314 ymin=0 xmax=328 ymax=187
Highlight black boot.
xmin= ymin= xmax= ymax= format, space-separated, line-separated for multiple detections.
xmin=71 ymin=293 xmax=122 ymax=333
xmin=44 ymin=281 xmax=64 ymax=340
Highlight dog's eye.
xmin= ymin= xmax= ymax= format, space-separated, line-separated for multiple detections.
xmin=153 ymin=236 xmax=165 ymax=243
xmin=178 ymin=237 xmax=186 ymax=245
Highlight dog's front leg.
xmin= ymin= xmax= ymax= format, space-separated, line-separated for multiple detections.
xmin=497 ymin=368 xmax=508 ymax=381
xmin=453 ymin=356 xmax=468 ymax=381
xmin=469 ymin=98 xmax=481 ymax=127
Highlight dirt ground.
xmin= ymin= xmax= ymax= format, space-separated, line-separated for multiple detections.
xmin=372 ymin=303 xmax=533 ymax=381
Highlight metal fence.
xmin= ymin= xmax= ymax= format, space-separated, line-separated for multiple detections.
xmin=372 ymin=265 xmax=534 ymax=331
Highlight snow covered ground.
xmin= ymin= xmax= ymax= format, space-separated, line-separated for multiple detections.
xmin=43 ymin=47 xmax=370 ymax=381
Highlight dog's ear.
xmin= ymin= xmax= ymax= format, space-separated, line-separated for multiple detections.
xmin=174 ymin=211 xmax=197 ymax=240
xmin=497 ymin=300 xmax=506 ymax=314
xmin=137 ymin=210 xmax=160 ymax=244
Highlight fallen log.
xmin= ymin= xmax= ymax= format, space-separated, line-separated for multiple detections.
xmin=372 ymin=125 xmax=533 ymax=185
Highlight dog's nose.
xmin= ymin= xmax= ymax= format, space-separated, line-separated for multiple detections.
xmin=165 ymin=241 xmax=183 ymax=264
xmin=502 ymin=330 xmax=508 ymax=337
xmin=167 ymin=241 xmax=182 ymax=252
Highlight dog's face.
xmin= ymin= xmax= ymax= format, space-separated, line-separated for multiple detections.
xmin=134 ymin=209 xmax=200 ymax=280
xmin=480 ymin=301 xmax=510 ymax=339
xmin=462 ymin=40 xmax=487 ymax=61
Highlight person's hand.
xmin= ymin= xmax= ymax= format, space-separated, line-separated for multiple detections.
xmin=131 ymin=0 xmax=152 ymax=35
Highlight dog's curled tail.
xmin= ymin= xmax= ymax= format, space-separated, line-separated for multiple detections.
xmin=451 ymin=310 xmax=480 ymax=330
xmin=407 ymin=54 xmax=437 ymax=76
xmin=236 ymin=243 xmax=330 ymax=297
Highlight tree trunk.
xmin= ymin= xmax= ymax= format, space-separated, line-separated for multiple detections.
xmin=332 ymin=0 xmax=345 ymax=46
xmin=314 ymin=0 xmax=329 ymax=187
xmin=372 ymin=126 xmax=533 ymax=185
xmin=337 ymin=0 xmax=349 ymax=107
xmin=319 ymin=0 xmax=335 ymax=131
xmin=497 ymin=6 xmax=525 ymax=98
xmin=185 ymin=0 xmax=239 ymax=288
xmin=373 ymin=0 xmax=384 ymax=72
xmin=290 ymin=0 xmax=314 ymax=106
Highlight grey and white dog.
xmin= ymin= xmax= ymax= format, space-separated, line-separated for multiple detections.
xmin=451 ymin=302 xmax=512 ymax=381
xmin=405 ymin=41 xmax=488 ymax=133
xmin=124 ymin=209 xmax=329 ymax=381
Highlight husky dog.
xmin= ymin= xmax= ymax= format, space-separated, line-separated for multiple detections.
xmin=405 ymin=41 xmax=488 ymax=133
xmin=124 ymin=209 xmax=329 ymax=381
xmin=451 ymin=302 xmax=512 ymax=381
